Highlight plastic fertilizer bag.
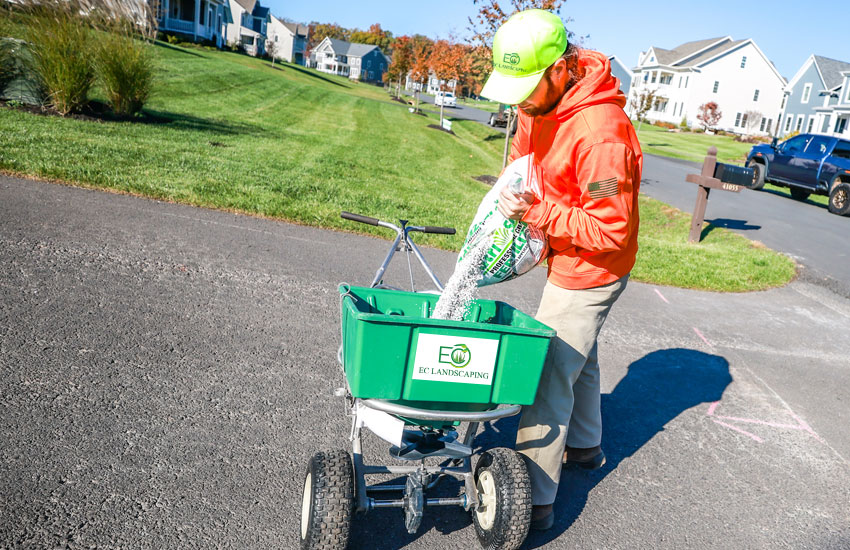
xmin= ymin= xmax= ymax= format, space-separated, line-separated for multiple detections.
xmin=457 ymin=154 xmax=548 ymax=287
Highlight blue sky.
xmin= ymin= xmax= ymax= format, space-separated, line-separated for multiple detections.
xmin=265 ymin=0 xmax=849 ymax=79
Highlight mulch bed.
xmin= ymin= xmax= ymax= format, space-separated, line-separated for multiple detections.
xmin=1 ymin=98 xmax=141 ymax=123
xmin=427 ymin=124 xmax=454 ymax=135
xmin=473 ymin=175 xmax=498 ymax=186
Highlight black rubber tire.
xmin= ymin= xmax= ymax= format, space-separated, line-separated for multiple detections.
xmin=747 ymin=160 xmax=765 ymax=190
xmin=790 ymin=187 xmax=811 ymax=201
xmin=828 ymin=181 xmax=850 ymax=216
xmin=489 ymin=113 xmax=496 ymax=126
xmin=300 ymin=450 xmax=354 ymax=550
xmin=471 ymin=447 xmax=532 ymax=550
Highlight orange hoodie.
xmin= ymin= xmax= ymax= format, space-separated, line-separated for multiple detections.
xmin=511 ymin=49 xmax=642 ymax=290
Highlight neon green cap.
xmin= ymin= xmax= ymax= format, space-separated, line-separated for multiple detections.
xmin=480 ymin=9 xmax=569 ymax=105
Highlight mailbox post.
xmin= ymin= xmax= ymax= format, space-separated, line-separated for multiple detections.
xmin=685 ymin=147 xmax=754 ymax=243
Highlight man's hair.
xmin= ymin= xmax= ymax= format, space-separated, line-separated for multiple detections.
xmin=545 ymin=43 xmax=584 ymax=90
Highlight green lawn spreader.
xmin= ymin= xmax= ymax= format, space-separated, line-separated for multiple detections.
xmin=300 ymin=212 xmax=555 ymax=550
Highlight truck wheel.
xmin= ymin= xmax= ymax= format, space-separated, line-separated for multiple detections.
xmin=790 ymin=188 xmax=811 ymax=201
xmin=472 ymin=447 xmax=531 ymax=550
xmin=301 ymin=450 xmax=354 ymax=550
xmin=489 ymin=114 xmax=496 ymax=126
xmin=828 ymin=182 xmax=850 ymax=216
xmin=747 ymin=160 xmax=765 ymax=190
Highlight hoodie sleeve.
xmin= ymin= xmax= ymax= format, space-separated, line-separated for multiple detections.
xmin=521 ymin=141 xmax=639 ymax=253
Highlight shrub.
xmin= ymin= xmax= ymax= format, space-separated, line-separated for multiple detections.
xmin=95 ymin=24 xmax=154 ymax=117
xmin=24 ymin=2 xmax=96 ymax=114
xmin=166 ymin=34 xmax=179 ymax=45
xmin=653 ymin=121 xmax=676 ymax=130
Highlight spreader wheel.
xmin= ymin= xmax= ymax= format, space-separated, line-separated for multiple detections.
xmin=472 ymin=447 xmax=532 ymax=550
xmin=300 ymin=450 xmax=354 ymax=550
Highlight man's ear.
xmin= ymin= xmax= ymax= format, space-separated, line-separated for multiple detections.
xmin=550 ymin=57 xmax=568 ymax=83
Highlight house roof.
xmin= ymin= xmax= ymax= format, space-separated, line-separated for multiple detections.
xmin=813 ymin=55 xmax=850 ymax=90
xmin=233 ymin=0 xmax=255 ymax=12
xmin=325 ymin=38 xmax=380 ymax=57
xmin=650 ymin=37 xmax=728 ymax=66
xmin=282 ymin=22 xmax=309 ymax=37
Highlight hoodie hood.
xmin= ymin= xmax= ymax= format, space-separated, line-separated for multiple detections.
xmin=540 ymin=49 xmax=626 ymax=122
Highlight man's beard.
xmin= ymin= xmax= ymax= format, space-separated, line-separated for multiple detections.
xmin=518 ymin=74 xmax=563 ymax=117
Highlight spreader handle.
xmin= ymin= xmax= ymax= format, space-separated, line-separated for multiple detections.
xmin=418 ymin=225 xmax=456 ymax=235
xmin=341 ymin=211 xmax=379 ymax=226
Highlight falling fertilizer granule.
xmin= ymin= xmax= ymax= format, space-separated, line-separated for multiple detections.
xmin=432 ymin=238 xmax=490 ymax=321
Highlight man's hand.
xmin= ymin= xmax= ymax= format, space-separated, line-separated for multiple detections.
xmin=497 ymin=187 xmax=534 ymax=220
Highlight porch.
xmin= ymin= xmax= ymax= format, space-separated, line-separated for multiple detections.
xmin=155 ymin=0 xmax=225 ymax=46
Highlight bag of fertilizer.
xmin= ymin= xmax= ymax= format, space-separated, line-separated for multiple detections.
xmin=457 ymin=154 xmax=548 ymax=287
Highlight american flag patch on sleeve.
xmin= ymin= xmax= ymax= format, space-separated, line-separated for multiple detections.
xmin=587 ymin=177 xmax=619 ymax=199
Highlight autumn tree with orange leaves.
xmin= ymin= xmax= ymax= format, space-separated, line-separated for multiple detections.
xmin=385 ymin=35 xmax=412 ymax=98
xmin=408 ymin=35 xmax=433 ymax=113
xmin=429 ymin=39 xmax=468 ymax=127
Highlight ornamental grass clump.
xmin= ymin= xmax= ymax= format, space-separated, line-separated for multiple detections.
xmin=0 ymin=11 xmax=20 ymax=93
xmin=24 ymin=2 xmax=96 ymax=115
xmin=95 ymin=22 xmax=154 ymax=117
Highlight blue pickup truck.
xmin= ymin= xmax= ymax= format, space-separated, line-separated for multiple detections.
xmin=746 ymin=133 xmax=850 ymax=216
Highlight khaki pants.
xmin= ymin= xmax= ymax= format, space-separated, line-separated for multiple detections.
xmin=515 ymin=275 xmax=628 ymax=505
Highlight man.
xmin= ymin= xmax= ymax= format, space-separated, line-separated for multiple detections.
xmin=480 ymin=9 xmax=642 ymax=530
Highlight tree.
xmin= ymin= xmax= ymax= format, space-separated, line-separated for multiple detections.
xmin=266 ymin=38 xmax=278 ymax=67
xmin=349 ymin=23 xmax=393 ymax=53
xmin=408 ymin=35 xmax=432 ymax=113
xmin=385 ymin=35 xmax=412 ymax=98
xmin=429 ymin=38 xmax=466 ymax=128
xmin=628 ymin=88 xmax=658 ymax=133
xmin=697 ymin=102 xmax=722 ymax=131
xmin=745 ymin=110 xmax=763 ymax=134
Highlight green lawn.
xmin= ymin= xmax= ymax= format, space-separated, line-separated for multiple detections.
xmin=0 ymin=40 xmax=795 ymax=291
xmin=633 ymin=122 xmax=754 ymax=164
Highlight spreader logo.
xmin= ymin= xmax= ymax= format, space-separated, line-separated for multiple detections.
xmin=503 ymin=52 xmax=521 ymax=65
xmin=438 ymin=344 xmax=471 ymax=368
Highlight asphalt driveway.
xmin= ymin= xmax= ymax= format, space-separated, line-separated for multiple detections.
xmin=1 ymin=174 xmax=849 ymax=549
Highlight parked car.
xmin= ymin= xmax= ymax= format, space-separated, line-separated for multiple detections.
xmin=434 ymin=91 xmax=456 ymax=107
xmin=487 ymin=104 xmax=518 ymax=135
xmin=747 ymin=133 xmax=850 ymax=216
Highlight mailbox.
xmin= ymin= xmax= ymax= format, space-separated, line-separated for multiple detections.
xmin=714 ymin=163 xmax=755 ymax=188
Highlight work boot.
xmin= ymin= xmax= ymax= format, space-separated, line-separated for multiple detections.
xmin=562 ymin=445 xmax=605 ymax=470
xmin=530 ymin=503 xmax=554 ymax=531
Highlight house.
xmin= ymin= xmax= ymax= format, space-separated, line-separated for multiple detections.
xmin=153 ymin=0 xmax=230 ymax=48
xmin=780 ymin=55 xmax=850 ymax=138
xmin=608 ymin=55 xmax=632 ymax=97
xmin=311 ymin=38 xmax=389 ymax=83
xmin=627 ymin=36 xmax=786 ymax=135
xmin=266 ymin=16 xmax=308 ymax=65
xmin=404 ymin=72 xmax=457 ymax=95
xmin=225 ymin=0 xmax=270 ymax=57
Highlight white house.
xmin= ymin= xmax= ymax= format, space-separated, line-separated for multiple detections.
xmin=225 ymin=0 xmax=270 ymax=57
xmin=780 ymin=55 xmax=850 ymax=138
xmin=266 ymin=16 xmax=308 ymax=65
xmin=404 ymin=72 xmax=457 ymax=95
xmin=153 ymin=0 xmax=229 ymax=48
xmin=628 ymin=36 xmax=786 ymax=135
xmin=311 ymin=38 xmax=389 ymax=83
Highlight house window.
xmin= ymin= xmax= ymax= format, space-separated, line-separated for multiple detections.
xmin=643 ymin=73 xmax=649 ymax=82
xmin=760 ymin=118 xmax=766 ymax=132
xmin=678 ymin=76 xmax=682 ymax=88
xmin=740 ymin=56 xmax=747 ymax=68
xmin=766 ymin=119 xmax=772 ymax=133
xmin=325 ymin=52 xmax=332 ymax=58
xmin=845 ymin=84 xmax=850 ymax=102
xmin=713 ymin=81 xmax=719 ymax=93
xmin=742 ymin=113 xmax=748 ymax=128
xmin=807 ymin=118 xmax=814 ymax=133
xmin=651 ymin=72 xmax=657 ymax=83
xmin=367 ymin=60 xmax=371 ymax=69
xmin=735 ymin=113 xmax=741 ymax=127
xmin=659 ymin=73 xmax=672 ymax=85
xmin=823 ymin=115 xmax=831 ymax=133
xmin=802 ymin=83 xmax=812 ymax=104
xmin=836 ymin=117 xmax=847 ymax=134
xmin=796 ymin=115 xmax=804 ymax=132
xmin=785 ymin=115 xmax=793 ymax=132
xmin=275 ymin=35 xmax=279 ymax=42
xmin=684 ymin=76 xmax=689 ymax=88
xmin=780 ymin=95 xmax=787 ymax=109
xmin=753 ymin=89 xmax=759 ymax=102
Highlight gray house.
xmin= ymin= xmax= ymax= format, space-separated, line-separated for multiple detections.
xmin=780 ymin=55 xmax=850 ymax=138
xmin=311 ymin=37 xmax=388 ymax=83
xmin=608 ymin=55 xmax=632 ymax=97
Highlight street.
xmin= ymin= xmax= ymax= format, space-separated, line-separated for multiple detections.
xmin=2 ymin=174 xmax=849 ymax=549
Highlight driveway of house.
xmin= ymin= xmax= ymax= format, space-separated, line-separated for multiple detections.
xmin=1 ymin=174 xmax=849 ymax=549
